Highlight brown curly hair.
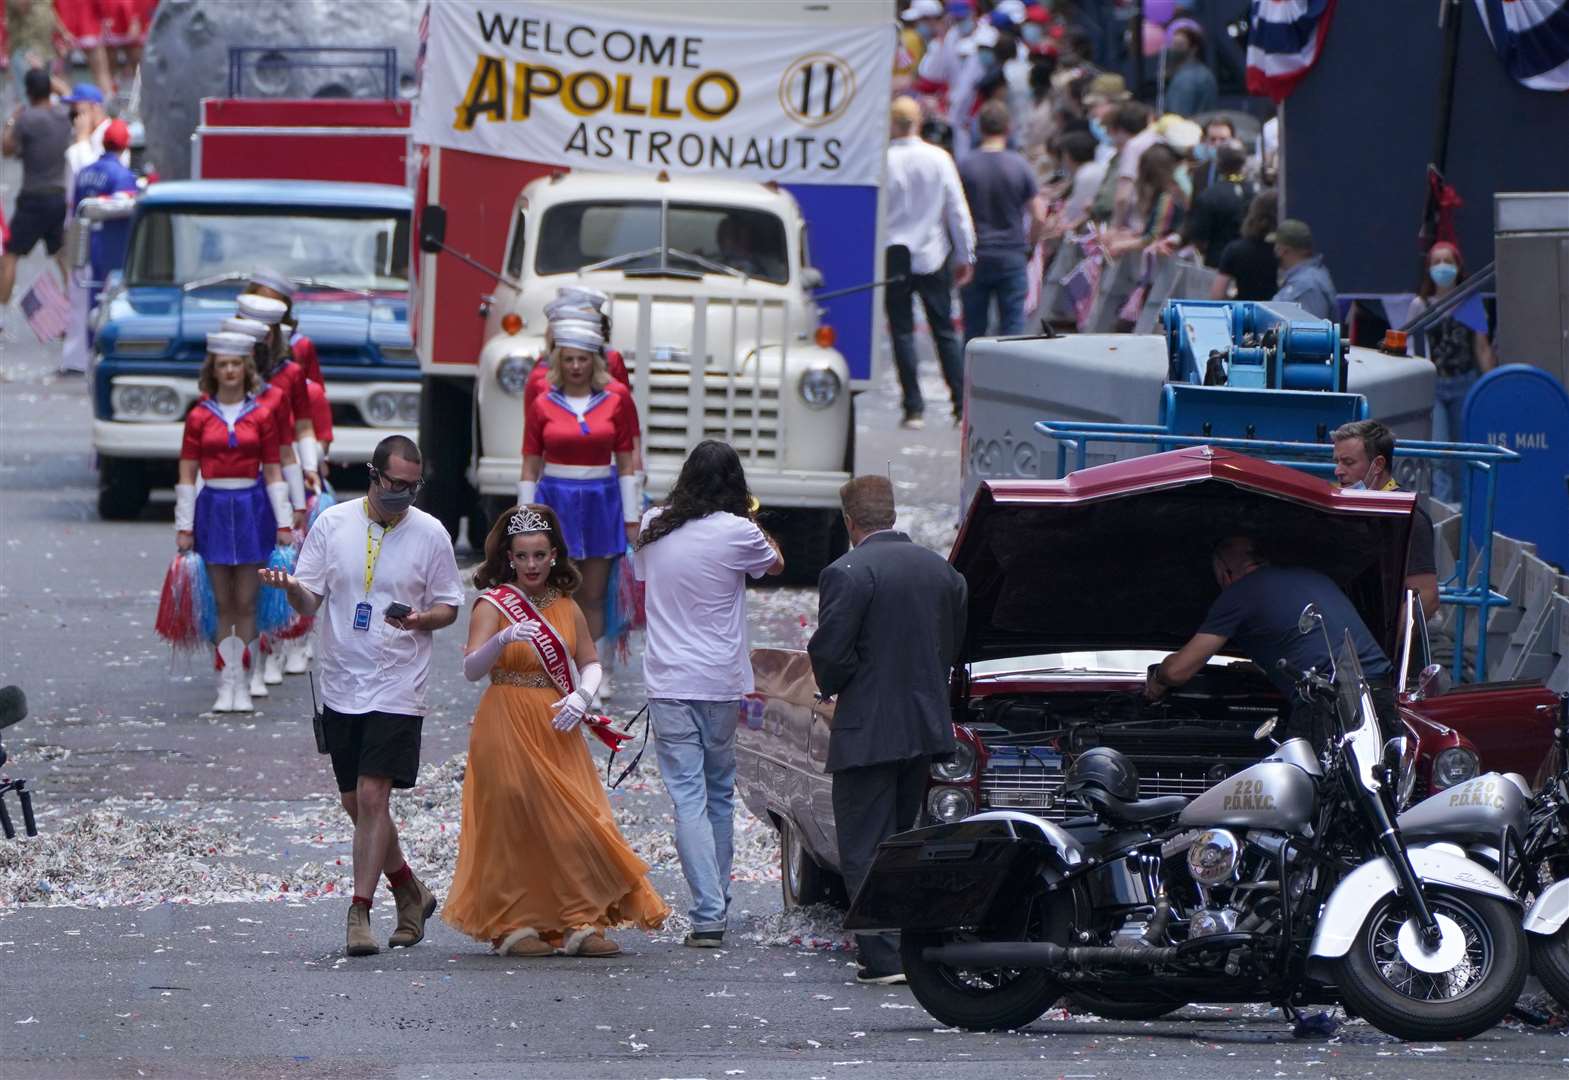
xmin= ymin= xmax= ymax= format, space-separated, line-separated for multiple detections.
xmin=472 ymin=503 xmax=582 ymax=594
xmin=197 ymin=350 xmax=261 ymax=398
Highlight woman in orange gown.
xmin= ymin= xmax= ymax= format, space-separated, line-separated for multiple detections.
xmin=444 ymin=504 xmax=668 ymax=957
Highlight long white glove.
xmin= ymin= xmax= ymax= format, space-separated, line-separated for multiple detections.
xmin=517 ymin=479 xmax=537 ymax=507
xmin=551 ymin=661 xmax=602 ymax=732
xmin=619 ymin=473 xmax=643 ymax=524
xmin=461 ymin=619 xmax=541 ymax=682
xmin=283 ymin=462 xmax=307 ymax=510
xmin=266 ymin=482 xmax=292 ymax=530
xmin=174 ymin=483 xmax=196 ymax=533
xmin=296 ymin=435 xmax=321 ymax=473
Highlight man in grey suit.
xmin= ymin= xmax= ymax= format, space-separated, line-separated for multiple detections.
xmin=808 ymin=476 xmax=968 ymax=984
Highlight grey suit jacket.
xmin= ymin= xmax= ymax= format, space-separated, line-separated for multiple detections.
xmin=807 ymin=531 xmax=967 ymax=773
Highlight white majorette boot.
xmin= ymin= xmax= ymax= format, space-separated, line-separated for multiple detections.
xmin=213 ymin=636 xmax=243 ymax=713
xmin=283 ymin=634 xmax=309 ymax=675
xmin=249 ymin=639 xmax=269 ymax=698
xmin=229 ymin=638 xmax=254 ymax=713
xmin=263 ymin=641 xmax=285 ymax=685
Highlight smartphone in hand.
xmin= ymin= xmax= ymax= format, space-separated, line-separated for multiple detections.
xmin=384 ymin=601 xmax=413 ymax=621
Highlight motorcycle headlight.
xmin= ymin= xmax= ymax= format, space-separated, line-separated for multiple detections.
xmin=1431 ymin=747 xmax=1480 ymax=791
xmin=926 ymin=785 xmax=975 ymax=824
xmin=798 ymin=366 xmax=841 ymax=410
xmin=931 ymin=740 xmax=977 ymax=783
xmin=497 ymin=354 xmax=533 ymax=396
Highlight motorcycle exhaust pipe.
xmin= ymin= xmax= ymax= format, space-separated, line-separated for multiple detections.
xmin=921 ymin=941 xmax=1180 ymax=970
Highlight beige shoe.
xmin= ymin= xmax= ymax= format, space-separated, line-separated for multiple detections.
xmin=497 ymin=928 xmax=554 ymax=957
xmin=563 ymin=927 xmax=621 ymax=957
xmin=346 ymin=902 xmax=379 ymax=957
xmin=388 ymin=873 xmax=437 ymax=948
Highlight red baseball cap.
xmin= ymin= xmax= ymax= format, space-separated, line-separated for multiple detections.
xmin=103 ymin=118 xmax=131 ymax=153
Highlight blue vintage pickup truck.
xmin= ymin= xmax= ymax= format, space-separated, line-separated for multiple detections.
xmin=90 ymin=179 xmax=419 ymax=519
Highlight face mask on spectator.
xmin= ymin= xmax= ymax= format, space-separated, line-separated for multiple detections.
xmin=916 ymin=21 xmax=936 ymax=42
xmin=958 ymin=17 xmax=975 ymax=35
xmin=1089 ymin=117 xmax=1110 ymax=144
xmin=1429 ymin=262 xmax=1459 ymax=288
xmin=1192 ymin=142 xmax=1214 ymax=162
xmin=1167 ymin=42 xmax=1190 ymax=65
xmin=1021 ymin=23 xmax=1044 ymax=44
xmin=978 ymin=47 xmax=996 ymax=68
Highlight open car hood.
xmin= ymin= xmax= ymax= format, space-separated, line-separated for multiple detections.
xmin=952 ymin=448 xmax=1414 ymax=664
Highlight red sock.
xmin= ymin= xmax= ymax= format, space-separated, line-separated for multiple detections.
xmin=386 ymin=863 xmax=413 ymax=889
xmin=351 ymin=894 xmax=373 ymax=910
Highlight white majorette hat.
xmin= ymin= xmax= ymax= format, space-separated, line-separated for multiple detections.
xmin=207 ymin=331 xmax=257 ymax=358
xmin=555 ymin=285 xmax=608 ymax=311
xmin=236 ymin=293 xmax=288 ymax=326
xmin=550 ymin=317 xmax=604 ymax=353
xmin=221 ymin=316 xmax=270 ymax=342
xmin=248 ymin=268 xmax=296 ymax=300
xmin=544 ymin=299 xmax=601 ymax=323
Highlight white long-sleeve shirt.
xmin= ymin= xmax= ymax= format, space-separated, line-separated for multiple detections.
xmin=885 ymin=135 xmax=976 ymax=276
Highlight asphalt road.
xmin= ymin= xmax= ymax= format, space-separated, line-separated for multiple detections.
xmin=3 ymin=158 xmax=1567 ymax=1078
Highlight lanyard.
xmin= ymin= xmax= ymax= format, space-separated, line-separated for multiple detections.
xmin=364 ymin=498 xmax=397 ymax=594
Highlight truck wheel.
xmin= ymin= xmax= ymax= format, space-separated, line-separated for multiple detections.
xmin=1331 ymin=888 xmax=1526 ymax=1041
xmin=97 ymin=458 xmax=150 ymax=520
xmin=417 ymin=374 xmax=475 ymax=542
xmin=775 ymin=509 xmax=845 ymax=585
xmin=780 ymin=817 xmax=833 ymax=908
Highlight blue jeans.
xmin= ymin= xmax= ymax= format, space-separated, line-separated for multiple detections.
xmin=1430 ymin=371 xmax=1479 ymax=503
xmin=649 ymin=698 xmax=738 ymax=932
xmin=961 ymin=255 xmax=1030 ymax=346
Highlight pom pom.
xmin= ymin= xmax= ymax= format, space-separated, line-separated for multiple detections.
xmin=306 ymin=481 xmax=337 ymax=532
xmin=155 ymin=552 xmax=217 ymax=654
xmin=599 ymin=548 xmax=644 ymax=667
xmin=256 ymin=544 xmax=299 ymax=635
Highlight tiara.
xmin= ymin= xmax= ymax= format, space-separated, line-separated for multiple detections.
xmin=506 ymin=508 xmax=552 ymax=536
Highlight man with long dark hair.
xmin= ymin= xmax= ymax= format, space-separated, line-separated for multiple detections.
xmin=633 ymin=441 xmax=783 ymax=947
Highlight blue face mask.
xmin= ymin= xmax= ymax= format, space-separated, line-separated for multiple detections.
xmin=1192 ymin=142 xmax=1214 ymax=162
xmin=977 ymin=47 xmax=996 ymax=69
xmin=1429 ymin=262 xmax=1459 ymax=288
xmin=1021 ymin=23 xmax=1044 ymax=45
xmin=1089 ymin=117 xmax=1109 ymax=144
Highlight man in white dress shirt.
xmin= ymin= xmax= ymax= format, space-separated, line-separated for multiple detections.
xmin=884 ymin=96 xmax=976 ymax=430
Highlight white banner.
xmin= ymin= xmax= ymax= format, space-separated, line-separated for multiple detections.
xmin=412 ymin=1 xmax=893 ymax=185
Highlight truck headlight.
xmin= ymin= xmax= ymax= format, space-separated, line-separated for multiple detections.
xmin=366 ymin=391 xmax=420 ymax=426
xmin=111 ymin=383 xmax=180 ymax=420
xmin=931 ymin=740 xmax=976 ymax=783
xmin=380 ymin=346 xmax=418 ymax=363
xmin=926 ymin=785 xmax=975 ymax=823
xmin=497 ymin=354 xmax=533 ymax=396
xmin=798 ymin=367 xmax=841 ymax=409
xmin=1431 ymin=747 xmax=1480 ymax=791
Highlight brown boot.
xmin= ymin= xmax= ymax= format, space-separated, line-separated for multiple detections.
xmin=388 ymin=873 xmax=437 ymax=948
xmin=346 ymin=902 xmax=379 ymax=957
xmin=496 ymin=928 xmax=554 ymax=957
xmin=563 ymin=927 xmax=621 ymax=957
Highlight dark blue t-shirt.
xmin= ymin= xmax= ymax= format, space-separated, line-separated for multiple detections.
xmin=958 ymin=147 xmax=1037 ymax=265
xmin=74 ymin=152 xmax=138 ymax=282
xmin=1198 ymin=566 xmax=1392 ymax=697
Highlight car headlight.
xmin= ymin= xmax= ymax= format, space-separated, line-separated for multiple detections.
xmin=365 ymin=391 xmax=419 ymax=426
xmin=926 ymin=785 xmax=975 ymax=824
xmin=1431 ymin=747 xmax=1480 ymax=791
xmin=931 ymin=740 xmax=977 ymax=783
xmin=497 ymin=354 xmax=533 ymax=396
xmin=798 ymin=367 xmax=841 ymax=409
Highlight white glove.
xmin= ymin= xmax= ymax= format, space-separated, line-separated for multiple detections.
xmin=283 ymin=462 xmax=307 ymax=510
xmin=517 ymin=479 xmax=537 ymax=507
xmin=499 ymin=618 xmax=541 ymax=644
xmin=619 ymin=473 xmax=643 ymax=524
xmin=266 ymin=482 xmax=292 ymax=529
xmin=296 ymin=435 xmax=321 ymax=473
xmin=174 ymin=483 xmax=196 ymax=533
xmin=550 ymin=690 xmax=589 ymax=732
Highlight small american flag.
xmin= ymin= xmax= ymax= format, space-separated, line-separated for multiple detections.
xmin=19 ymin=269 xmax=71 ymax=343
xmin=1058 ymin=228 xmax=1105 ymax=329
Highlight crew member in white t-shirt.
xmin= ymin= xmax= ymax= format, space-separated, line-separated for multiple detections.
xmin=633 ymin=440 xmax=784 ymax=948
xmin=260 ymin=435 xmax=464 ymax=959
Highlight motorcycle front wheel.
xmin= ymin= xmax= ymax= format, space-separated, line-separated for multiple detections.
xmin=1333 ymin=889 xmax=1526 ymax=1041
xmin=901 ymin=930 xmax=1064 ymax=1031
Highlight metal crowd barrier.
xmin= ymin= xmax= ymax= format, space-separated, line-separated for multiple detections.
xmin=1037 ymin=422 xmax=1522 ymax=683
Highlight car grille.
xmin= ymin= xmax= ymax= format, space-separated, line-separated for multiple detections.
xmin=979 ymin=752 xmax=1232 ymax=821
xmin=629 ymin=362 xmax=780 ymax=464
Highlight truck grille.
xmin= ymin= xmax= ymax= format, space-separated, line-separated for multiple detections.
xmin=631 ymin=363 xmax=780 ymax=464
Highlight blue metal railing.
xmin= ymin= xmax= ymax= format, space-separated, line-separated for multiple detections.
xmin=1035 ymin=421 xmax=1520 ymax=683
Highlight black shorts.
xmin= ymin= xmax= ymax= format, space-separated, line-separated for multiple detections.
xmin=8 ymin=192 xmax=67 ymax=257
xmin=322 ymin=707 xmax=423 ymax=793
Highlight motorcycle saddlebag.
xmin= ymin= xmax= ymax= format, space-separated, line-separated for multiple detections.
xmin=844 ymin=814 xmax=1083 ymax=932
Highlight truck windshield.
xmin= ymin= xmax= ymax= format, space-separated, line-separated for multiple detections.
xmin=536 ymin=201 xmax=789 ymax=284
xmin=126 ymin=209 xmax=410 ymax=290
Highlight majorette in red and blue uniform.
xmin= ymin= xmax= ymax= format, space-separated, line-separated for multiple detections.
xmin=175 ymin=334 xmax=291 ymax=566
xmin=520 ymin=317 xmax=641 ymax=560
xmin=236 ymin=292 xmax=321 ymax=516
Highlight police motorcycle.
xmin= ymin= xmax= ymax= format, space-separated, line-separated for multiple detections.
xmin=1395 ymin=693 xmax=1569 ymax=1009
xmin=845 ymin=610 xmax=1528 ymax=1040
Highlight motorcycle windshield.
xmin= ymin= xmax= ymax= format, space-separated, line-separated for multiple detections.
xmin=1335 ymin=630 xmax=1383 ymax=794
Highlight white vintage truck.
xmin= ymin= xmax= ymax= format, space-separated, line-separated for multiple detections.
xmin=466 ymin=171 xmax=855 ymax=574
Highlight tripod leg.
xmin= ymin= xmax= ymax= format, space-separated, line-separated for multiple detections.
xmin=19 ymin=786 xmax=36 ymax=837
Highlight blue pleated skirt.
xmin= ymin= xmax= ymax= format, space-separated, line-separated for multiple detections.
xmin=194 ymin=481 xmax=276 ymax=566
xmin=535 ymin=472 xmax=624 ymax=559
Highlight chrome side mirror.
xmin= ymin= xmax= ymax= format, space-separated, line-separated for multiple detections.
xmin=1297 ymin=604 xmax=1322 ymax=635
xmin=1253 ymin=717 xmax=1278 ymax=744
xmin=1413 ymin=663 xmax=1448 ymax=701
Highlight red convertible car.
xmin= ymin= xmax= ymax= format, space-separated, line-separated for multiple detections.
xmin=738 ymin=448 xmax=1560 ymax=906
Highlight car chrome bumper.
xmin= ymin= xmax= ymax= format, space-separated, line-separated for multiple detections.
xmin=93 ymin=420 xmax=415 ymax=464
xmin=475 ymin=455 xmax=849 ymax=509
